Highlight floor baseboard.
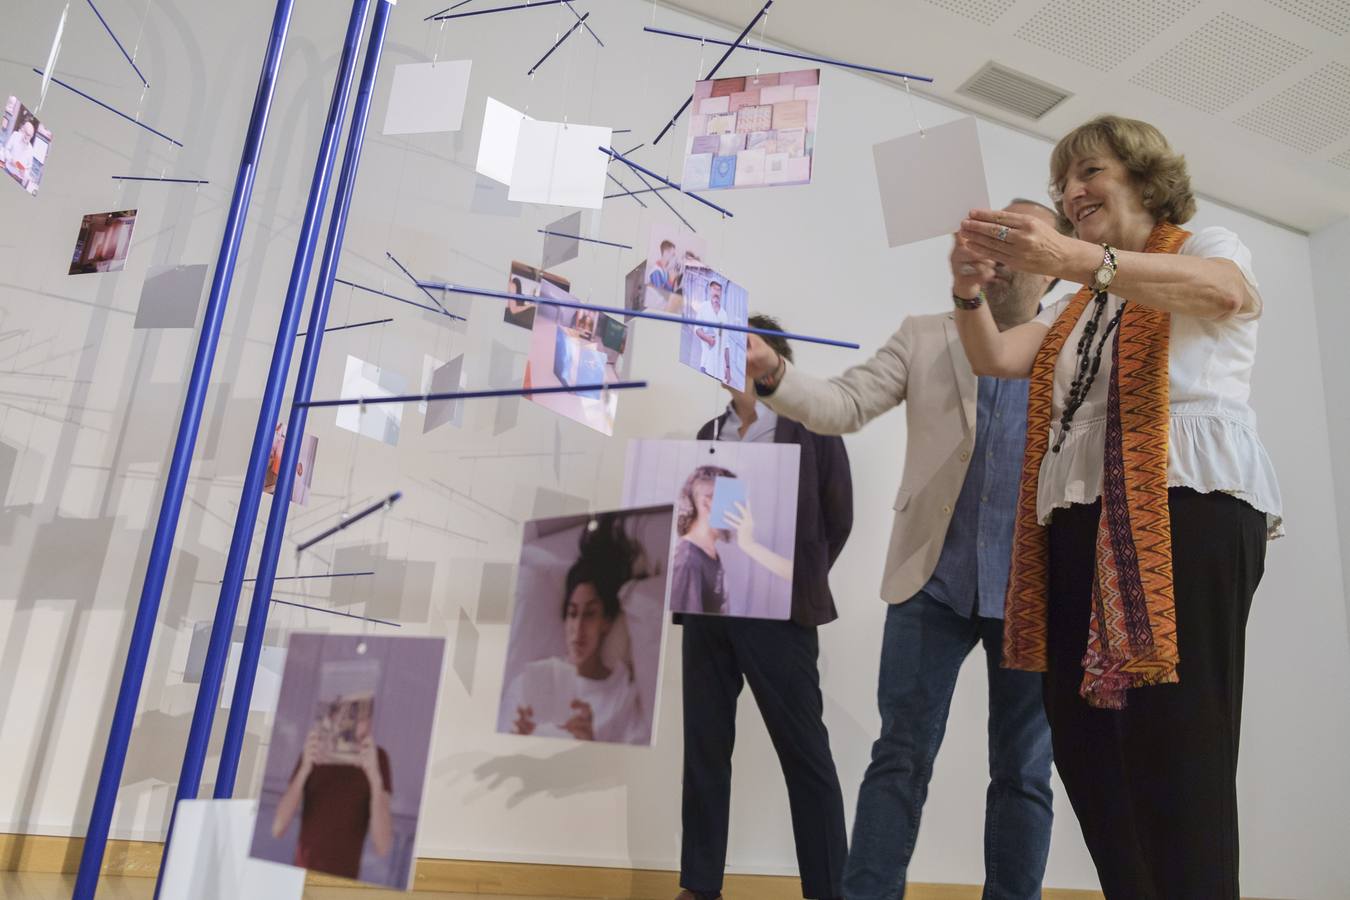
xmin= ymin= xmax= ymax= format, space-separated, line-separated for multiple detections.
xmin=0 ymin=832 xmax=1105 ymax=899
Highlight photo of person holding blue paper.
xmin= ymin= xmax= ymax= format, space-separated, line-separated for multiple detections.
xmin=670 ymin=467 xmax=793 ymax=616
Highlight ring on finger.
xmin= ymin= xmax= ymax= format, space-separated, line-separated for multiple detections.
xmin=959 ymin=263 xmax=977 ymax=276
xmin=996 ymin=225 xmax=1010 ymax=242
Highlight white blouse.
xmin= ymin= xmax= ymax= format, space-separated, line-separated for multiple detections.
xmin=1032 ymin=226 xmax=1283 ymax=537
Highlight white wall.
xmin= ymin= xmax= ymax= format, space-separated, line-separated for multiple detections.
xmin=1 ymin=1 xmax=1348 ymax=896
xmin=1311 ymin=217 xmax=1350 ymax=639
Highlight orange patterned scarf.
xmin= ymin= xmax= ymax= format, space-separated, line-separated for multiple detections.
xmin=1003 ymin=221 xmax=1190 ymax=710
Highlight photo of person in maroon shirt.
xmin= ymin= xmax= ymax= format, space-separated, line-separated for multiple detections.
xmin=269 ymin=701 xmax=394 ymax=880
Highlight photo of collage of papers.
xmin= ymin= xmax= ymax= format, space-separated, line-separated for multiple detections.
xmin=682 ymin=68 xmax=820 ymax=192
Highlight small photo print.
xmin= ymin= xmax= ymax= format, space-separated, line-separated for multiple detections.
xmin=678 ymin=265 xmax=748 ymax=390
xmin=682 ymin=69 xmax=819 ymax=192
xmin=69 ymin=209 xmax=137 ymax=275
xmin=504 ymin=260 xmax=570 ymax=331
xmin=630 ymin=224 xmax=708 ymax=318
xmin=497 ymin=506 xmax=675 ymax=746
xmin=250 ymin=633 xmax=446 ymax=890
xmin=264 ymin=422 xmax=317 ymax=506
xmin=622 ymin=440 xmax=801 ymax=621
xmin=1 ymin=95 xmax=52 ymax=196
xmin=522 ymin=282 xmax=624 ymax=435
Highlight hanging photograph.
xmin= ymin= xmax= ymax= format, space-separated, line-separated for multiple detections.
xmin=335 ymin=355 xmax=406 ymax=447
xmin=628 ymin=224 xmax=709 ymax=318
xmin=250 ymin=633 xmax=446 ymax=890
xmin=68 ymin=209 xmax=137 ymax=275
xmin=678 ymin=264 xmax=749 ymax=390
xmin=622 ymin=440 xmax=800 ymax=620
xmin=263 ymin=422 xmax=317 ymax=506
xmin=496 ymin=506 xmax=675 ymax=746
xmin=503 ymin=260 xmax=570 ymax=331
xmin=681 ymin=69 xmax=820 ymax=192
xmin=1 ymin=95 xmax=52 ymax=196
xmin=521 ymin=281 xmax=624 ymax=435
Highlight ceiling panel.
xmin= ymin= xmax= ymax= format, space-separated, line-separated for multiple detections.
xmin=1131 ymin=12 xmax=1311 ymax=114
xmin=662 ymin=0 xmax=1350 ymax=232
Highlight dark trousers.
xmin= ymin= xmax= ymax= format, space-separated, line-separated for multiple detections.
xmin=1046 ymin=489 xmax=1266 ymax=900
xmin=843 ymin=593 xmax=1053 ymax=900
xmin=680 ymin=616 xmax=847 ymax=899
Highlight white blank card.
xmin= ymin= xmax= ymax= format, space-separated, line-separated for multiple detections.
xmin=508 ymin=120 xmax=613 ymax=210
xmin=872 ymin=117 xmax=991 ymax=248
xmin=476 ymin=97 xmax=531 ymax=186
xmin=383 ymin=60 xmax=472 ymax=135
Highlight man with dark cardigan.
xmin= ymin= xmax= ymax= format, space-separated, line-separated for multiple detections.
xmin=676 ymin=315 xmax=853 ymax=900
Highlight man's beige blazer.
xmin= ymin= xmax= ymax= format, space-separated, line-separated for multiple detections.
xmin=764 ymin=312 xmax=981 ymax=605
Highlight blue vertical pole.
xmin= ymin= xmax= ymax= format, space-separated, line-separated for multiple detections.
xmin=149 ymin=2 xmax=373 ymax=894
xmin=215 ymin=0 xmax=396 ymax=796
xmin=72 ymin=2 xmax=296 ymax=897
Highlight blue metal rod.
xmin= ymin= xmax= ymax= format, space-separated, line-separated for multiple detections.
xmin=651 ymin=0 xmax=773 ymax=146
xmin=432 ymin=0 xmax=569 ymax=21
xmin=216 ymin=0 xmax=395 ymax=796
xmin=417 ymin=280 xmax=862 ymax=349
xmin=72 ymin=2 xmax=296 ymax=897
xmin=385 ymin=250 xmax=450 ymax=314
xmin=642 ymin=26 xmax=934 ymax=83
xmin=537 ymin=229 xmax=632 ymax=250
xmin=625 ymin=161 xmax=696 ymax=231
xmin=300 ymin=380 xmax=649 ymax=408
xmin=84 ymin=0 xmax=150 ymax=88
xmin=296 ymin=492 xmax=403 ymax=554
xmin=111 ymin=175 xmax=209 ymax=185
xmin=151 ymin=3 xmax=372 ymax=897
xmin=563 ymin=0 xmax=603 ymax=47
xmin=526 ymin=12 xmax=589 ymax=76
xmin=600 ymin=146 xmax=734 ymax=218
xmin=605 ymin=172 xmax=649 ymax=208
xmin=296 ymin=316 xmax=392 ymax=337
xmin=335 ymin=276 xmax=467 ymax=321
xmin=32 ymin=68 xmax=182 ymax=147
xmin=271 ymin=597 xmax=401 ymax=627
xmin=604 ymin=184 xmax=673 ymax=200
xmin=244 ymin=570 xmax=376 ymax=582
xmin=424 ymin=0 xmax=476 ymax=21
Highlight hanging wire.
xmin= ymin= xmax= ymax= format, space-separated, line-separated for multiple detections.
xmin=753 ymin=2 xmax=771 ymax=78
xmin=37 ymin=3 xmax=70 ymax=114
xmin=903 ymin=76 xmax=926 ymax=137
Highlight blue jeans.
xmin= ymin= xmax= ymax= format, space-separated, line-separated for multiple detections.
xmin=843 ymin=592 xmax=1053 ymax=900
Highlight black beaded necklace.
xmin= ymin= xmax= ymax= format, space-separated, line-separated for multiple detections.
xmin=1051 ymin=290 xmax=1125 ymax=453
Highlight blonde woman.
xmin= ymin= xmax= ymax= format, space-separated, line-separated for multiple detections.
xmin=951 ymin=115 xmax=1281 ymax=898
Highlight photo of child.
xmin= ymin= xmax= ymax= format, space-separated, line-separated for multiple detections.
xmin=251 ymin=634 xmax=445 ymax=890
xmin=497 ymin=506 xmax=675 ymax=746
xmin=622 ymin=440 xmax=801 ymax=620
xmin=522 ymin=281 xmax=625 ymax=435
xmin=1 ymin=95 xmax=52 ymax=196
xmin=628 ymin=225 xmax=708 ymax=317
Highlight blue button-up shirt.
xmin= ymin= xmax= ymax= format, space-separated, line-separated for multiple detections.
xmin=920 ymin=375 xmax=1029 ymax=620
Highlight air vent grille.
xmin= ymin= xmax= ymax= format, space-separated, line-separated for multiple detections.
xmin=957 ymin=62 xmax=1071 ymax=120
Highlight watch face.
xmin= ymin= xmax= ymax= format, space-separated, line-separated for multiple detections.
xmin=1095 ymin=265 xmax=1114 ymax=286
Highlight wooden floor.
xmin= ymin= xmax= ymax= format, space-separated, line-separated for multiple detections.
xmin=0 ymin=872 xmax=562 ymax=899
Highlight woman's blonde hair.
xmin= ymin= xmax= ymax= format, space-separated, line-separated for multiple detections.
xmin=1049 ymin=115 xmax=1195 ymax=234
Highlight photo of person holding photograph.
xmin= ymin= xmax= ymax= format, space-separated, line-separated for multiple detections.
xmin=269 ymin=697 xmax=393 ymax=880
xmin=671 ymin=466 xmax=792 ymax=615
